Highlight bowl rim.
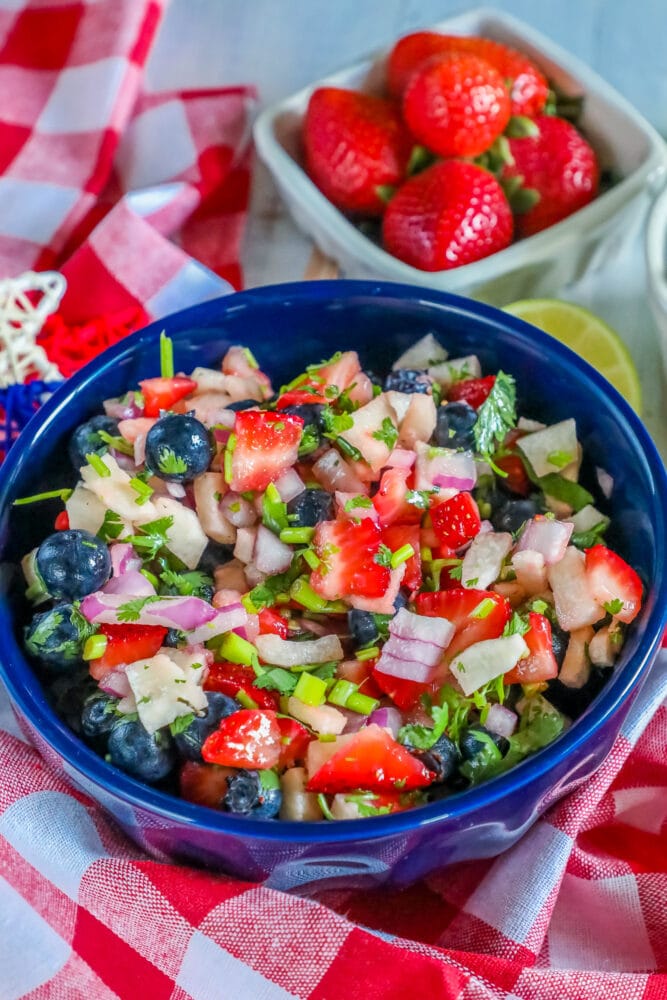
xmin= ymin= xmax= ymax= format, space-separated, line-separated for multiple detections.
xmin=1 ymin=278 xmax=666 ymax=844
xmin=253 ymin=6 xmax=667 ymax=288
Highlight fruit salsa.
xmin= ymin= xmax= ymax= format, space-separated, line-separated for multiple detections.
xmin=17 ymin=332 xmax=643 ymax=822
xmin=303 ymin=31 xmax=601 ymax=271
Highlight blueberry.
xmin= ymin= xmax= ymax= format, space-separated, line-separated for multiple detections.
xmin=545 ymin=667 xmax=609 ymax=720
xmin=174 ymin=692 xmax=240 ymax=761
xmin=163 ymin=628 xmax=187 ymax=648
xmin=348 ymin=609 xmax=378 ymax=647
xmin=69 ymin=415 xmax=119 ymax=471
xmin=226 ymin=398 xmax=258 ymax=411
xmin=25 ymin=603 xmax=94 ymax=669
xmin=362 ymin=369 xmax=383 ymax=387
xmin=281 ymin=403 xmax=326 ymax=429
xmin=223 ymin=769 xmax=282 ymax=818
xmin=107 ymin=719 xmax=175 ymax=783
xmin=383 ymin=369 xmax=433 ymax=394
xmin=144 ymin=413 xmax=212 ymax=481
xmin=460 ymin=725 xmax=509 ymax=760
xmin=286 ymin=488 xmax=334 ymax=527
xmin=435 ymin=402 xmax=477 ymax=450
xmin=81 ymin=692 xmax=118 ymax=739
xmin=550 ymin=620 xmax=569 ymax=667
xmin=36 ymin=530 xmax=111 ymax=601
xmin=491 ymin=498 xmax=541 ymax=535
xmin=393 ymin=589 xmax=409 ymax=613
xmin=410 ymin=733 xmax=460 ymax=783
xmin=45 ymin=669 xmax=97 ymax=734
xmin=198 ymin=541 xmax=235 ymax=576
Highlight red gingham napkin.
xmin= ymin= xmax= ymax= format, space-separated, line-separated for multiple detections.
xmin=2 ymin=4 xmax=667 ymax=999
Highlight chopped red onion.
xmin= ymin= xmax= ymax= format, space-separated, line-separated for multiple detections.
xmin=102 ymin=570 xmax=156 ymax=598
xmin=98 ymin=670 xmax=131 ymax=698
xmin=274 ymin=467 xmax=306 ymax=503
xmin=213 ymin=427 xmax=232 ymax=447
xmin=81 ymin=592 xmax=221 ymax=631
xmin=375 ymin=607 xmax=453 ymax=682
xmin=373 ymin=651 xmax=435 ymax=683
xmin=254 ymin=524 xmax=293 ymax=575
xmin=134 ymin=434 xmax=147 ymax=467
xmin=110 ymin=449 xmax=137 ymax=473
xmin=433 ymin=474 xmax=474 ymax=491
xmin=340 ymin=708 xmax=368 ymax=734
xmin=110 ymin=543 xmax=141 ymax=577
xmin=186 ymin=603 xmax=248 ymax=644
xmin=367 ymin=706 xmax=402 ymax=738
xmin=515 ymin=516 xmax=573 ymax=565
xmin=485 ymin=703 xmax=518 ymax=739
xmin=234 ymin=526 xmax=257 ymax=564
xmin=415 ymin=444 xmax=476 ymax=492
xmin=244 ymin=563 xmax=266 ymax=588
xmin=220 ymin=492 xmax=257 ymax=528
xmin=103 ymin=393 xmax=142 ymax=420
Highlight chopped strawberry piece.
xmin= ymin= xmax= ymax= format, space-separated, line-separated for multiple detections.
xmin=447 ymin=375 xmax=496 ymax=409
xmin=204 ymin=661 xmax=279 ymax=711
xmin=202 ymin=709 xmax=282 ymax=769
xmin=372 ymin=466 xmax=423 ymax=527
xmin=230 ymin=410 xmax=304 ymax=493
xmin=504 ymin=612 xmax=558 ymax=683
xmin=382 ymin=523 xmax=421 ymax=590
xmin=54 ymin=510 xmax=69 ymax=530
xmin=89 ymin=623 xmax=168 ymax=679
xmin=275 ymin=388 xmax=328 ymax=408
xmin=258 ymin=607 xmax=289 ymax=639
xmin=310 ymin=518 xmax=390 ymax=601
xmin=371 ymin=668 xmax=429 ymax=711
xmin=314 ymin=350 xmax=362 ymax=393
xmin=430 ymin=492 xmax=481 ymax=549
xmin=416 ymin=587 xmax=511 ymax=661
xmin=306 ymin=724 xmax=435 ymax=794
xmin=139 ymin=376 xmax=197 ymax=418
xmin=337 ymin=658 xmax=383 ymax=699
xmin=179 ymin=760 xmax=236 ymax=809
xmin=585 ymin=544 xmax=643 ymax=624
xmin=277 ymin=716 xmax=313 ymax=768
xmin=493 ymin=454 xmax=531 ymax=496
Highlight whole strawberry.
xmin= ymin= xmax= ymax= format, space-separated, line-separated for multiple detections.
xmin=303 ymin=87 xmax=413 ymax=216
xmin=503 ymin=115 xmax=600 ymax=236
xmin=403 ymin=53 xmax=511 ymax=158
xmin=382 ymin=160 xmax=513 ymax=271
xmin=387 ymin=31 xmax=549 ymax=117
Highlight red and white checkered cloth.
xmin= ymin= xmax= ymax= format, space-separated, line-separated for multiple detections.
xmin=2 ymin=3 xmax=667 ymax=999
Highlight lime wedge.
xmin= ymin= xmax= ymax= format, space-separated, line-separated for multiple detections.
xmin=503 ymin=298 xmax=642 ymax=414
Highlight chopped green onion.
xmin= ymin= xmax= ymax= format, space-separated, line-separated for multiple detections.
xmin=140 ymin=568 xmax=159 ymax=588
xmin=217 ymin=632 xmax=259 ymax=670
xmin=241 ymin=593 xmax=258 ymax=613
xmin=98 ymin=430 xmax=134 ymax=456
xmin=420 ymin=546 xmax=433 ymax=563
xmin=318 ymin=732 xmax=337 ymax=742
xmin=336 ymin=437 xmax=362 ymax=461
xmin=279 ymin=527 xmax=315 ymax=545
xmin=83 ymin=634 xmax=108 ymax=661
xmin=356 ymin=646 xmax=379 ymax=662
xmin=85 ymin=453 xmax=110 ymax=477
xmin=262 ymin=482 xmax=289 ymax=535
xmin=317 ymin=793 xmax=335 ymax=820
xmin=223 ymin=435 xmax=236 ymax=484
xmin=471 ymin=597 xmax=496 ymax=620
xmin=390 ymin=544 xmax=414 ymax=569
xmin=160 ymin=330 xmax=174 ymax=378
xmin=346 ymin=691 xmax=380 ymax=715
xmin=236 ymin=689 xmax=259 ymax=710
xmin=301 ymin=548 xmax=321 ymax=571
xmin=328 ymin=679 xmax=357 ymax=708
xmin=13 ymin=488 xmax=73 ymax=506
xmin=289 ymin=577 xmax=347 ymax=613
xmin=241 ymin=490 xmax=254 ymax=502
xmin=130 ymin=477 xmax=154 ymax=505
xmin=242 ymin=347 xmax=259 ymax=370
xmin=293 ymin=672 xmax=327 ymax=707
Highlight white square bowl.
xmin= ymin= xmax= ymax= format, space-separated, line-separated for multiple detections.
xmin=254 ymin=7 xmax=667 ymax=305
xmin=646 ymin=181 xmax=667 ymax=380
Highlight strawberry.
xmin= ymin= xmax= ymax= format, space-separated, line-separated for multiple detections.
xmin=305 ymin=724 xmax=435 ymax=793
xmin=310 ymin=517 xmax=391 ymax=601
xmin=202 ymin=709 xmax=282 ymax=769
xmin=504 ymin=115 xmax=600 ymax=237
xmin=387 ymin=31 xmax=549 ymax=117
xmin=230 ymin=410 xmax=303 ymax=493
xmin=179 ymin=760 xmax=235 ymax=809
xmin=416 ymin=587 xmax=511 ymax=661
xmin=275 ymin=388 xmax=328 ymax=408
xmin=447 ymin=375 xmax=496 ymax=409
xmin=382 ymin=160 xmax=513 ymax=272
xmin=371 ymin=668 xmax=428 ymax=711
xmin=257 ymin=607 xmax=290 ymax=639
xmin=277 ymin=716 xmax=312 ymax=768
xmin=89 ymin=623 xmax=168 ymax=679
xmin=54 ymin=510 xmax=69 ymax=530
xmin=382 ymin=523 xmax=421 ymax=590
xmin=402 ymin=52 xmax=511 ymax=158
xmin=430 ymin=492 xmax=481 ymax=550
xmin=585 ymin=545 xmax=642 ymax=624
xmin=504 ymin=612 xmax=558 ymax=683
xmin=204 ymin=661 xmax=279 ymax=711
xmin=304 ymin=87 xmax=413 ymax=217
xmin=139 ymin=376 xmax=197 ymax=418
xmin=372 ymin=466 xmax=422 ymax=527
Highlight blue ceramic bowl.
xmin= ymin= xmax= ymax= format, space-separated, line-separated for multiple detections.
xmin=1 ymin=281 xmax=666 ymax=892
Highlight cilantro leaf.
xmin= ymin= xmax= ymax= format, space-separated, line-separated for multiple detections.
xmin=156 ymin=447 xmax=188 ymax=475
xmin=344 ymin=495 xmax=373 ymax=512
xmin=116 ymin=595 xmax=160 ymax=623
xmin=160 ymin=567 xmax=213 ymax=600
xmin=247 ymin=563 xmax=301 ymax=610
xmin=320 ymin=406 xmax=353 ymax=437
xmin=405 ymin=488 xmax=435 ymax=510
xmin=344 ymin=792 xmax=393 ymax=817
xmin=473 ymin=371 xmax=517 ymax=460
xmin=298 ymin=424 xmax=321 ymax=458
xmin=502 ymin=611 xmax=530 ymax=637
xmin=98 ymin=509 xmax=124 ymax=543
xmin=253 ymin=668 xmax=298 ymax=695
xmin=127 ymin=516 xmax=174 ymax=561
xmin=603 ymin=598 xmax=624 ymax=615
xmin=169 ymin=713 xmax=195 ymax=736
xmin=374 ymin=543 xmax=393 ymax=567
xmin=538 ymin=473 xmax=593 ymax=512
xmin=398 ymin=704 xmax=449 ymax=750
xmin=372 ymin=613 xmax=392 ymax=642
xmin=570 ymin=520 xmax=607 ymax=550
xmin=371 ymin=417 xmax=398 ymax=450
xmin=311 ymin=661 xmax=338 ymax=681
